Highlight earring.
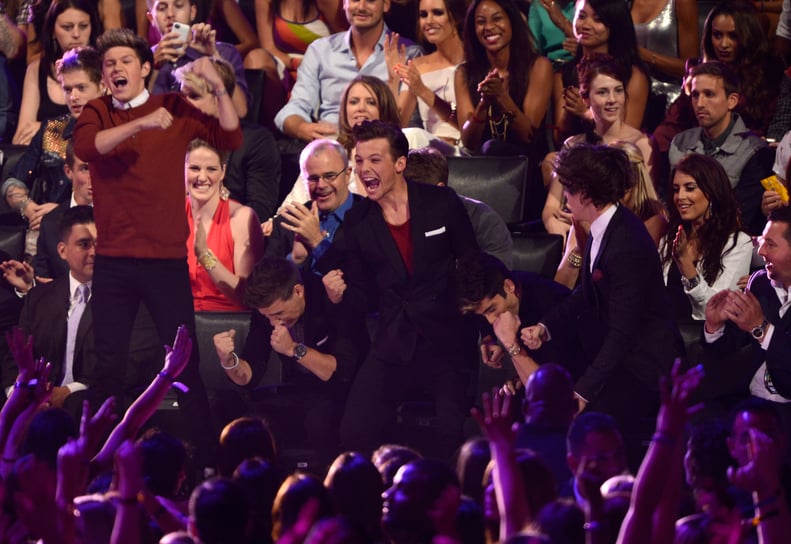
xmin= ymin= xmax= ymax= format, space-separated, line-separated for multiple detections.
xmin=219 ymin=183 xmax=230 ymax=201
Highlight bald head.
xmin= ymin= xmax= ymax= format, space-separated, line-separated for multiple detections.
xmin=523 ymin=364 xmax=576 ymax=427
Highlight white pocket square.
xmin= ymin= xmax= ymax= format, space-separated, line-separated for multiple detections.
xmin=424 ymin=226 xmax=446 ymax=237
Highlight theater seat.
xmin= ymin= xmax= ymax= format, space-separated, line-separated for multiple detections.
xmin=447 ymin=156 xmax=528 ymax=225
xmin=510 ymin=232 xmax=564 ymax=278
xmin=194 ymin=311 xmax=282 ymax=393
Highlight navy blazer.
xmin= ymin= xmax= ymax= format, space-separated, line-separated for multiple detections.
xmin=542 ymin=205 xmax=682 ymax=403
xmin=705 ymin=269 xmax=791 ymax=399
xmin=342 ymin=181 xmax=479 ymax=364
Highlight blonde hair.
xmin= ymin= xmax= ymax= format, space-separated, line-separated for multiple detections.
xmin=174 ymin=57 xmax=236 ymax=97
xmin=610 ymin=141 xmax=665 ymax=221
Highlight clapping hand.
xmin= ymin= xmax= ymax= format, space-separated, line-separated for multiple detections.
xmin=0 ymin=260 xmax=34 ymax=293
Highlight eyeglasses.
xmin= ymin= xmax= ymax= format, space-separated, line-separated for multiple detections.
xmin=306 ymin=168 xmax=347 ymax=184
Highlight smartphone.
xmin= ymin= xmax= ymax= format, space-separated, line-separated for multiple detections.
xmin=172 ymin=22 xmax=190 ymax=44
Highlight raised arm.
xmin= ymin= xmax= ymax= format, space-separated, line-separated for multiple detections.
xmin=94 ymin=325 xmax=192 ymax=468
xmin=616 ymin=361 xmax=704 ymax=544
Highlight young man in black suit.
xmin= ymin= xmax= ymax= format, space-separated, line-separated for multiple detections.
xmin=337 ymin=121 xmax=479 ymax=458
xmin=521 ymin=144 xmax=683 ymax=470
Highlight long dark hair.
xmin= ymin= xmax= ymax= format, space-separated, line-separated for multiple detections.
xmin=701 ymin=0 xmax=781 ymax=132
xmin=663 ymin=154 xmax=742 ymax=285
xmin=41 ymin=0 xmax=101 ymax=71
xmin=461 ymin=0 xmax=536 ymax=105
xmin=571 ymin=0 xmax=647 ymax=85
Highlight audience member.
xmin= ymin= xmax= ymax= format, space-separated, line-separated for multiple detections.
xmin=0 ymin=206 xmax=159 ymax=416
xmin=33 ymin=141 xmax=93 ymax=281
xmin=703 ymin=205 xmax=791 ymax=431
xmin=184 ymin=139 xmax=263 ymax=311
xmin=522 ymin=145 xmax=681 ymax=469
xmin=187 ymin=477 xmax=250 ymax=544
xmin=338 ymin=121 xmax=479 ymax=458
xmin=253 ymin=0 xmax=339 ymax=89
xmin=324 ymin=451 xmax=384 ymax=542
xmin=231 ymin=457 xmax=280 ymax=544
xmin=382 ymin=458 xmax=462 ymax=544
xmin=216 ymin=416 xmax=277 ymax=477
xmin=72 ymin=29 xmax=241 ymax=454
xmin=515 ymin=364 xmax=577 ymax=489
xmin=455 ymin=437 xmax=490 ymax=506
xmin=271 ymin=472 xmax=335 ymax=541
xmin=146 ymin=0 xmax=251 ymax=118
xmin=273 ymin=0 xmax=421 ymax=141
xmin=12 ymin=0 xmax=101 ymax=145
xmin=455 ymin=0 xmax=553 ymax=157
xmin=392 ymin=0 xmax=465 ymax=147
xmin=265 ymin=139 xmax=362 ymax=275
xmin=175 ymin=55 xmax=282 ymax=223
xmin=669 ymin=61 xmax=773 ymax=236
xmin=406 ymin=147 xmax=513 ymax=267
xmin=528 ymin=0 xmax=575 ymax=65
xmin=564 ymin=412 xmax=629 ymax=505
xmin=2 ymin=47 xmax=103 ymax=233
xmin=455 ymin=251 xmax=580 ymax=383
xmin=542 ymin=54 xmax=655 ymax=241
xmin=661 ymin=154 xmax=752 ymax=364
xmin=213 ymin=257 xmax=368 ymax=457
xmin=0 ymin=2 xmax=26 ymax=140
xmin=552 ymin=0 xmax=649 ymax=145
xmin=631 ymin=0 xmax=699 ymax=124
xmin=371 ymin=443 xmax=422 ymax=488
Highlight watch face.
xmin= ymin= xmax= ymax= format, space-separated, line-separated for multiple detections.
xmin=294 ymin=344 xmax=308 ymax=359
xmin=752 ymin=326 xmax=764 ymax=339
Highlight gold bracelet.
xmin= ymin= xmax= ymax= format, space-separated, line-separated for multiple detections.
xmin=567 ymin=251 xmax=583 ymax=268
xmin=198 ymin=249 xmax=218 ymax=270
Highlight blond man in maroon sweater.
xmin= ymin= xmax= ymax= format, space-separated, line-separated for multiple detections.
xmin=73 ymin=28 xmax=242 ymax=454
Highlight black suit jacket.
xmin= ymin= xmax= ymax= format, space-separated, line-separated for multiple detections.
xmin=33 ymin=203 xmax=68 ymax=279
xmin=542 ymin=205 xmax=682 ymax=403
xmin=7 ymin=277 xmax=94 ymax=390
xmin=705 ymin=269 xmax=791 ymax=399
xmin=2 ymin=278 xmax=161 ymax=393
xmin=342 ymin=182 xmax=479 ymax=364
xmin=224 ymin=122 xmax=281 ymax=223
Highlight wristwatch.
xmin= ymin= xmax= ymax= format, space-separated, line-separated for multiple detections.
xmin=293 ymin=343 xmax=308 ymax=361
xmin=751 ymin=320 xmax=769 ymax=341
xmin=681 ymin=274 xmax=701 ymax=291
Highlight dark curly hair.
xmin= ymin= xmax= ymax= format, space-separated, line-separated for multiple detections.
xmin=663 ymin=154 xmax=742 ymax=285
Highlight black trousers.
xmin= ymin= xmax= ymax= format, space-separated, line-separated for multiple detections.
xmin=90 ymin=255 xmax=213 ymax=459
xmin=339 ymin=337 xmax=474 ymax=460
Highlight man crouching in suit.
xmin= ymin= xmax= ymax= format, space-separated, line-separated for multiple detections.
xmin=1 ymin=206 xmax=159 ymax=416
xmin=337 ymin=120 xmax=480 ymax=459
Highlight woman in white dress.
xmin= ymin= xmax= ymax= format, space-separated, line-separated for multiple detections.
xmin=392 ymin=0 xmax=466 ymax=148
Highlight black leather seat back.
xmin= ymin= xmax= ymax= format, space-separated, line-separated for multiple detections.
xmin=447 ymin=156 xmax=528 ymax=224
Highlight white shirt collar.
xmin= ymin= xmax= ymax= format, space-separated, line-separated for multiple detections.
xmin=112 ymin=89 xmax=150 ymax=110
xmin=589 ymin=203 xmax=618 ymax=242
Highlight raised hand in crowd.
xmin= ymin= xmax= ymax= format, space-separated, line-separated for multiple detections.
xmin=322 ymin=269 xmax=346 ymax=304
